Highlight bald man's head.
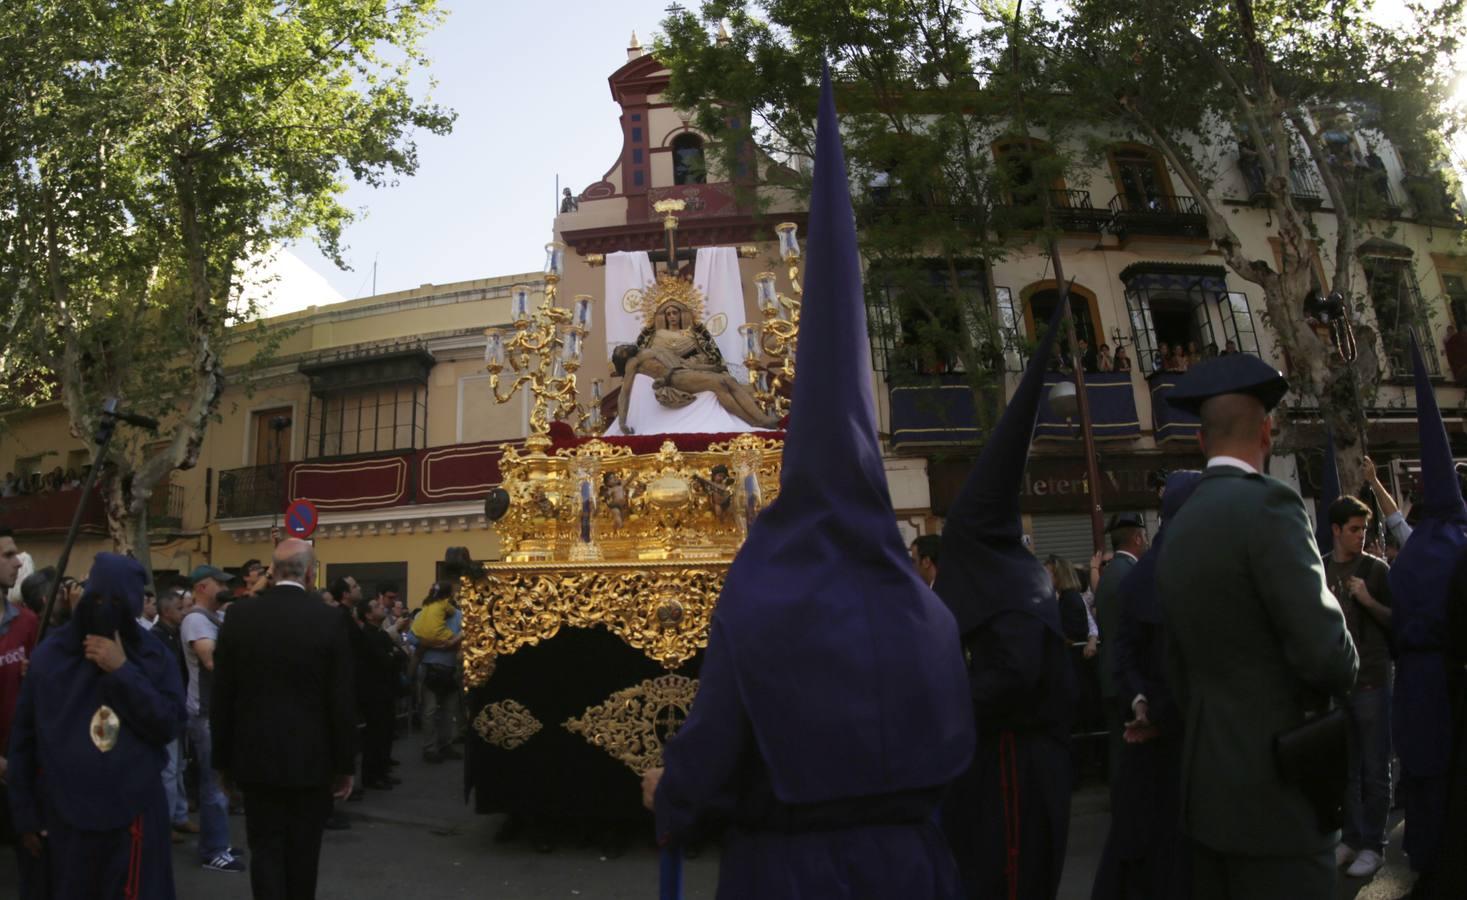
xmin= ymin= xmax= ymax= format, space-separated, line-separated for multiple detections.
xmin=272 ymin=538 xmax=315 ymax=585
xmin=1198 ymin=393 xmax=1271 ymax=466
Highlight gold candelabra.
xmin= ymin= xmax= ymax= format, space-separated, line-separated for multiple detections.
xmin=484 ymin=241 xmax=599 ymax=452
xmin=739 ymin=222 xmax=803 ymax=417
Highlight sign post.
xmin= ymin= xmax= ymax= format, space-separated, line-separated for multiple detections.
xmin=284 ymin=498 xmax=319 ymax=539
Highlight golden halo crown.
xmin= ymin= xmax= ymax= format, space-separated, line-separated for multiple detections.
xmin=640 ymin=273 xmax=706 ymax=328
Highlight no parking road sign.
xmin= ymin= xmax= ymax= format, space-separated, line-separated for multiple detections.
xmin=284 ymin=499 xmax=319 ymax=539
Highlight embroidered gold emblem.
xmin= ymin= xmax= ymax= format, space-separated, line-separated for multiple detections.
xmin=472 ymin=700 xmax=543 ymax=750
xmin=621 ymin=288 xmax=644 ymax=314
xmin=704 ymin=313 xmax=728 ymax=337
xmin=562 ymin=675 xmax=699 ymax=773
xmin=90 ymin=705 xmax=120 ymax=753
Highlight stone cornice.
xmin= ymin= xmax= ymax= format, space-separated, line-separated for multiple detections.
xmin=217 ymin=499 xmax=490 ymax=543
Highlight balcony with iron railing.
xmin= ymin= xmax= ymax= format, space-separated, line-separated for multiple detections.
xmin=215 ymin=440 xmax=515 ymax=522
xmin=1046 ymin=189 xmax=1114 ymax=234
xmin=1106 ymin=193 xmax=1209 ymax=240
xmin=146 ymin=482 xmax=186 ymax=530
xmin=1238 ymin=152 xmax=1325 ymax=209
xmin=216 ymin=464 xmax=290 ymax=520
xmin=1403 ymin=172 xmax=1466 ymax=228
xmin=1338 ymin=166 xmax=1403 ymax=220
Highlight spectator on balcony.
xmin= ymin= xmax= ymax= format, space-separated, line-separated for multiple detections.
xmin=1222 ymin=339 xmax=1239 ymax=355
xmin=1097 ymin=343 xmax=1114 ymax=372
xmin=1078 ymin=338 xmax=1099 ymax=373
xmin=1114 ymin=345 xmax=1133 ymax=373
xmin=62 ymin=469 xmax=80 ymax=490
xmin=1 ymin=473 xmax=16 ymax=498
xmin=1155 ymin=341 xmax=1171 ymax=372
xmin=1444 ymin=324 xmax=1467 ymax=385
xmin=1187 ymin=341 xmax=1202 ymax=368
xmin=1205 ymin=342 xmax=1220 ymax=360
xmin=1169 ymin=345 xmax=1190 ymax=373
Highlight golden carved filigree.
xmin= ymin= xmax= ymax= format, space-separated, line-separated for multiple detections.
xmin=563 ymin=675 xmax=700 ymax=773
xmin=460 ymin=563 xmax=726 ymax=688
xmin=490 ymin=434 xmax=782 ymax=565
xmin=473 ymin=699 xmax=544 ymax=750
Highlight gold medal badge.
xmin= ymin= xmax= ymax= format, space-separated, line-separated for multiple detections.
xmin=90 ymin=705 xmax=120 ymax=753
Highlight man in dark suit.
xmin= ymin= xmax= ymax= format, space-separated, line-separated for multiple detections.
xmin=353 ymin=595 xmax=403 ymax=791
xmin=1095 ymin=513 xmax=1146 ymax=781
xmin=1156 ymin=355 xmax=1358 ymax=899
xmin=212 ymin=538 xmax=356 ymax=900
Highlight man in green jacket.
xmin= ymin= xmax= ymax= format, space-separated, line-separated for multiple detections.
xmin=1157 ymin=354 xmax=1358 ymax=900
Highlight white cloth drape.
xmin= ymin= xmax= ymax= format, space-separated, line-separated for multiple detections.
xmin=604 ymin=374 xmax=774 ymax=436
xmin=692 ymin=246 xmax=748 ymax=382
xmin=603 ymin=250 xmax=656 ymax=355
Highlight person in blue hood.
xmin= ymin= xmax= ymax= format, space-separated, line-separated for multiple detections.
xmin=1390 ymin=334 xmax=1467 ymax=898
xmin=641 ymin=66 xmax=975 ymax=899
xmin=934 ymin=295 xmax=1078 ymax=900
xmin=1091 ymin=470 xmax=1202 ymax=900
xmin=6 ymin=553 xmax=185 ymax=899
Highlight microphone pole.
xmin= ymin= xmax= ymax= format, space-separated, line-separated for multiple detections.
xmin=38 ymin=399 xmax=158 ymax=639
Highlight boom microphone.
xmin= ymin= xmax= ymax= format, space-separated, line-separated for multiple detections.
xmin=100 ymin=397 xmax=160 ymax=431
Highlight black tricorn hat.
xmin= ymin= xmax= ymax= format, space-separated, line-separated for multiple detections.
xmin=1165 ymin=353 xmax=1289 ymax=414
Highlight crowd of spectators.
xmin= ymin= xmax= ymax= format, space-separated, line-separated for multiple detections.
xmin=0 ymin=529 xmax=469 ymax=891
xmin=0 ymin=467 xmax=86 ymax=497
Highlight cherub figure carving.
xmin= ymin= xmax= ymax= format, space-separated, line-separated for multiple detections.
xmin=601 ymin=472 xmax=632 ymax=530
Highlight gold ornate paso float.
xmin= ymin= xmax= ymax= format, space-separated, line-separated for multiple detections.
xmin=461 ymin=210 xmax=801 ymax=829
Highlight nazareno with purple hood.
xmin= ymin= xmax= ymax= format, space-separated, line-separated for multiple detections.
xmin=650 ymin=65 xmax=975 ymax=899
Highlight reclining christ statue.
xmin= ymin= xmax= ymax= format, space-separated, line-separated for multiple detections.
xmin=603 ymin=276 xmax=779 ymax=435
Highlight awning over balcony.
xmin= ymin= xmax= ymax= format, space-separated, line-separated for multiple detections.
xmin=888 ymin=375 xmax=984 ymax=448
xmin=1149 ymin=372 xmax=1201 ymax=443
xmin=1034 ymin=372 xmax=1142 ymax=441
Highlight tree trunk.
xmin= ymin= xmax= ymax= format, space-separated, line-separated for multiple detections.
xmin=103 ymin=474 xmax=135 ymax=557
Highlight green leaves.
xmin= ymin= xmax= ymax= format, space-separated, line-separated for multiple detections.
xmin=0 ymin=0 xmax=452 ymax=537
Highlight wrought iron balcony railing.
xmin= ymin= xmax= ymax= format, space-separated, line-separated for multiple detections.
xmin=216 ymin=464 xmax=289 ymax=520
xmin=1106 ymin=193 xmax=1208 ymax=240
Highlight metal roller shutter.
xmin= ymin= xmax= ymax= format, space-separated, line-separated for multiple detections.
xmin=1029 ymin=510 xmax=1159 ymax=567
xmin=1029 ymin=514 xmax=1097 ymax=566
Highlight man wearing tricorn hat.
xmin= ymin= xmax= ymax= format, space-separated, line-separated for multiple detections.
xmin=1156 ymin=353 xmax=1358 ymax=899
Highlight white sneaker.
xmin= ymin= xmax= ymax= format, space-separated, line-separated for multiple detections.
xmin=1335 ymin=843 xmax=1357 ymax=868
xmin=1346 ymin=849 xmax=1383 ymax=878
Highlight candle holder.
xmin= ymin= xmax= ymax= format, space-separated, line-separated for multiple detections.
xmin=484 ymin=243 xmax=597 ymax=451
xmin=739 ymin=223 xmax=803 ymax=419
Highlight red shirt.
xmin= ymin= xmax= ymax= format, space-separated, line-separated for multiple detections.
xmin=0 ymin=603 xmax=39 ymax=753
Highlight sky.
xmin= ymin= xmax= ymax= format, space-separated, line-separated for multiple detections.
xmin=287 ymin=1 xmax=682 ymax=305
